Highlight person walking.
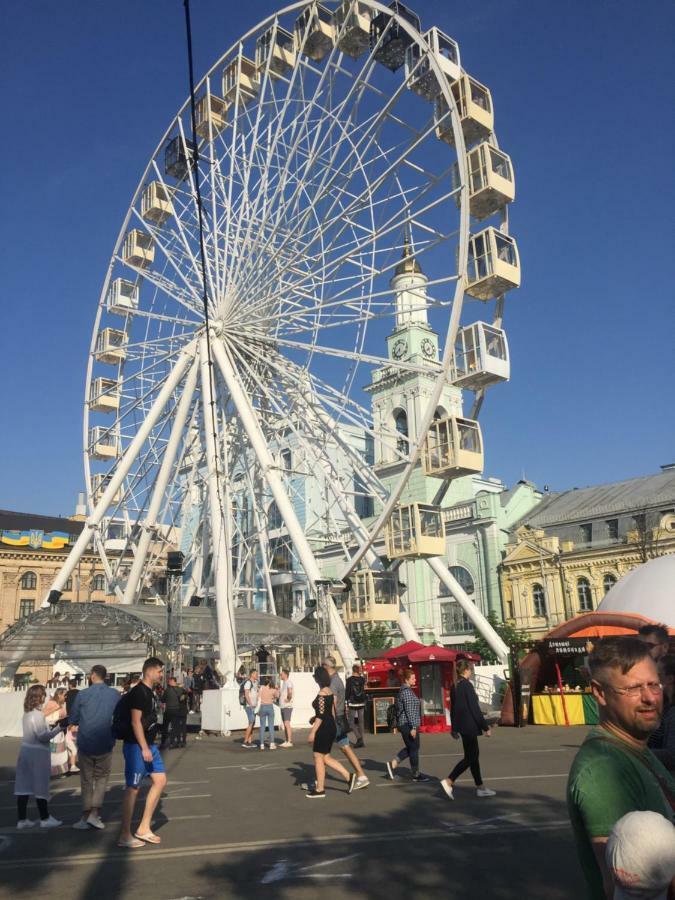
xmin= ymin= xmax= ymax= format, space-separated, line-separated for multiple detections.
xmin=14 ymin=685 xmax=65 ymax=829
xmin=183 ymin=667 xmax=194 ymax=711
xmin=160 ymin=676 xmax=182 ymax=750
xmin=172 ymin=679 xmax=189 ymax=748
xmin=323 ymin=657 xmax=370 ymax=790
xmin=192 ymin=665 xmax=205 ymax=713
xmin=241 ymin=669 xmax=259 ymax=748
xmin=69 ymin=665 xmax=121 ymax=831
xmin=440 ymin=660 xmax=495 ymax=800
xmin=258 ymin=677 xmax=279 ymax=750
xmin=386 ymin=670 xmax=429 ymax=782
xmin=345 ymin=663 xmax=367 ymax=749
xmin=567 ymin=637 xmax=675 ymax=899
xmin=64 ymin=678 xmax=80 ymax=774
xmin=118 ymin=657 xmax=168 ymax=849
xmin=44 ymin=688 xmax=70 ymax=777
xmin=279 ymin=668 xmax=294 ymax=747
xmin=306 ymin=667 xmax=355 ymax=799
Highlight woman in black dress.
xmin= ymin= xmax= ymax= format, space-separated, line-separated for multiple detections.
xmin=306 ymin=667 xmax=354 ymax=799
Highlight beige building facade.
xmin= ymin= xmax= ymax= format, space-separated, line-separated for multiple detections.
xmin=500 ymin=468 xmax=675 ymax=638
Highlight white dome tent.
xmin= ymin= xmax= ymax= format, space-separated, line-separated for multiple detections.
xmin=597 ymin=554 xmax=675 ymax=629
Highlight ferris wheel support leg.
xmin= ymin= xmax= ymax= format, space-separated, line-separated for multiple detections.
xmin=211 ymin=337 xmax=357 ymax=669
xmin=122 ymin=357 xmax=200 ymax=604
xmin=425 ymin=556 xmax=509 ymax=663
xmin=42 ymin=343 xmax=197 ymax=607
xmin=199 ymin=338 xmax=238 ymax=683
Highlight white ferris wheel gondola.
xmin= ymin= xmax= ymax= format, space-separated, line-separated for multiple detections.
xmin=47 ymin=1 xmax=520 ymax=676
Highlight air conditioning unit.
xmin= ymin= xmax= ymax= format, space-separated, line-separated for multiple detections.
xmin=659 ymin=513 xmax=675 ymax=533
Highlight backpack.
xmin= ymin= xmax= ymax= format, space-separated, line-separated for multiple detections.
xmin=386 ymin=702 xmax=398 ymax=731
xmin=239 ymin=680 xmax=249 ymax=707
xmin=112 ymin=693 xmax=132 ymax=741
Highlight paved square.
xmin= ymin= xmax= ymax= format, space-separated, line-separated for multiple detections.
xmin=0 ymin=725 xmax=587 ymax=899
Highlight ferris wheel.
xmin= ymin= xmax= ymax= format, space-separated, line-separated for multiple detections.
xmin=48 ymin=1 xmax=520 ymax=676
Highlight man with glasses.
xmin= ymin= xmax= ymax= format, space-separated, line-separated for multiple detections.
xmin=567 ymin=637 xmax=675 ymax=899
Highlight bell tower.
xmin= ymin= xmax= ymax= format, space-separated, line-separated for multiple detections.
xmin=366 ymin=239 xmax=462 ymax=500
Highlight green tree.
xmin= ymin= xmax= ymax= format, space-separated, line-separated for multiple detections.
xmin=353 ymin=622 xmax=392 ymax=655
xmin=470 ymin=613 xmax=532 ymax=665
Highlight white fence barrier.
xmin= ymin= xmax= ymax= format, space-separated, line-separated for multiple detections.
xmin=473 ymin=664 xmax=509 ymax=710
xmin=0 ymin=691 xmax=26 ymax=737
xmin=201 ymin=672 xmax=320 ymax=734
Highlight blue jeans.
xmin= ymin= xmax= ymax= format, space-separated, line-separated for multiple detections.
xmin=259 ymin=705 xmax=275 ymax=746
xmin=396 ymin=724 xmax=420 ymax=775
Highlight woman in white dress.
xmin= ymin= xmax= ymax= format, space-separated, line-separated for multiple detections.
xmin=43 ymin=688 xmax=69 ymax=777
xmin=14 ymin=685 xmax=65 ymax=828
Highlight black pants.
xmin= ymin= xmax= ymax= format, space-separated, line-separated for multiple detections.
xmin=448 ymin=734 xmax=482 ymax=786
xmin=396 ymin=724 xmax=420 ymax=775
xmin=173 ymin=715 xmax=188 ymax=746
xmin=161 ymin=712 xmax=179 ymax=747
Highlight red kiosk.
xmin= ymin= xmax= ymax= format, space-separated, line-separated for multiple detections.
xmin=364 ymin=640 xmax=481 ymax=733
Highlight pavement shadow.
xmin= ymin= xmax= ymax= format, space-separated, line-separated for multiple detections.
xmin=195 ymin=787 xmax=584 ymax=899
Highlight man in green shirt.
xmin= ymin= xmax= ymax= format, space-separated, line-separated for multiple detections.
xmin=567 ymin=636 xmax=675 ymax=899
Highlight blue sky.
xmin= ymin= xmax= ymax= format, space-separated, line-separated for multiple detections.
xmin=1 ymin=0 xmax=673 ymax=517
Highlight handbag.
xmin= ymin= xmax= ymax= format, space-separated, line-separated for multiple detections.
xmin=336 ymin=713 xmax=352 ymax=740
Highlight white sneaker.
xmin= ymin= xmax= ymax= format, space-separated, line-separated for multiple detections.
xmin=279 ymin=741 xmax=293 ymax=748
xmin=86 ymin=814 xmax=105 ymax=830
xmin=476 ymin=786 xmax=496 ymax=798
xmin=353 ymin=776 xmax=370 ymax=791
xmin=17 ymin=819 xmax=37 ymax=830
xmin=440 ymin=778 xmax=454 ymax=800
xmin=72 ymin=818 xmax=91 ymax=830
xmin=268 ymin=743 xmax=277 ymax=750
xmin=259 ymin=745 xmax=265 ymax=751
xmin=40 ymin=816 xmax=62 ymax=829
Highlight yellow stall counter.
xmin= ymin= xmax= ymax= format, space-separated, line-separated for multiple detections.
xmin=531 ymin=693 xmax=585 ymax=726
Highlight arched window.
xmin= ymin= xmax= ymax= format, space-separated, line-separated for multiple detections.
xmin=577 ymin=577 xmax=593 ymax=612
xmin=268 ymin=501 xmax=283 ymax=531
xmin=20 ymin=572 xmax=37 ymax=590
xmin=603 ymin=573 xmax=617 ymax=595
xmin=91 ymin=574 xmax=106 ymax=592
xmin=394 ymin=409 xmax=408 ymax=454
xmin=532 ymin=583 xmax=547 ymax=617
xmin=439 ymin=565 xmax=475 ymax=597
xmin=63 ymin=577 xmax=73 ymax=592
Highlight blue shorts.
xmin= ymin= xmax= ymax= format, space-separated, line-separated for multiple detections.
xmin=245 ymin=707 xmax=256 ymax=725
xmin=123 ymin=743 xmax=165 ymax=788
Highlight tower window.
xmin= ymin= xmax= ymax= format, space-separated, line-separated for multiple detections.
xmin=394 ymin=410 xmax=408 ymax=455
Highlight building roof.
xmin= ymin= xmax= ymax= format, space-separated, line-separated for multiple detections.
xmin=0 ymin=509 xmax=83 ymax=536
xmin=0 ymin=603 xmax=320 ymax=667
xmin=393 ymin=236 xmax=423 ymax=277
xmin=513 ymin=470 xmax=675 ymax=528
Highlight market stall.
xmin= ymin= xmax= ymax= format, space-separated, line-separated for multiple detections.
xmin=364 ymin=640 xmax=480 ymax=733
xmin=502 ymin=610 xmax=673 ymax=726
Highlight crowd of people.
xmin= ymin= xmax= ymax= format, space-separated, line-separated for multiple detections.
xmin=10 ymin=624 xmax=675 ymax=896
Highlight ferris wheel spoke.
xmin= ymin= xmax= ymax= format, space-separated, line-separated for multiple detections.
xmin=123 ymin=357 xmax=199 ymax=603
xmin=242 ymin=345 xmax=390 ymax=502
xmin=245 ymin=59 xmax=421 ymax=283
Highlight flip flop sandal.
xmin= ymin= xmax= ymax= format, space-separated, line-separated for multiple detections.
xmin=134 ymin=831 xmax=161 ymax=844
xmin=117 ymin=838 xmax=145 ymax=849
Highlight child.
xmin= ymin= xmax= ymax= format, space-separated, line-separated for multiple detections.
xmin=14 ymin=684 xmax=65 ymax=828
